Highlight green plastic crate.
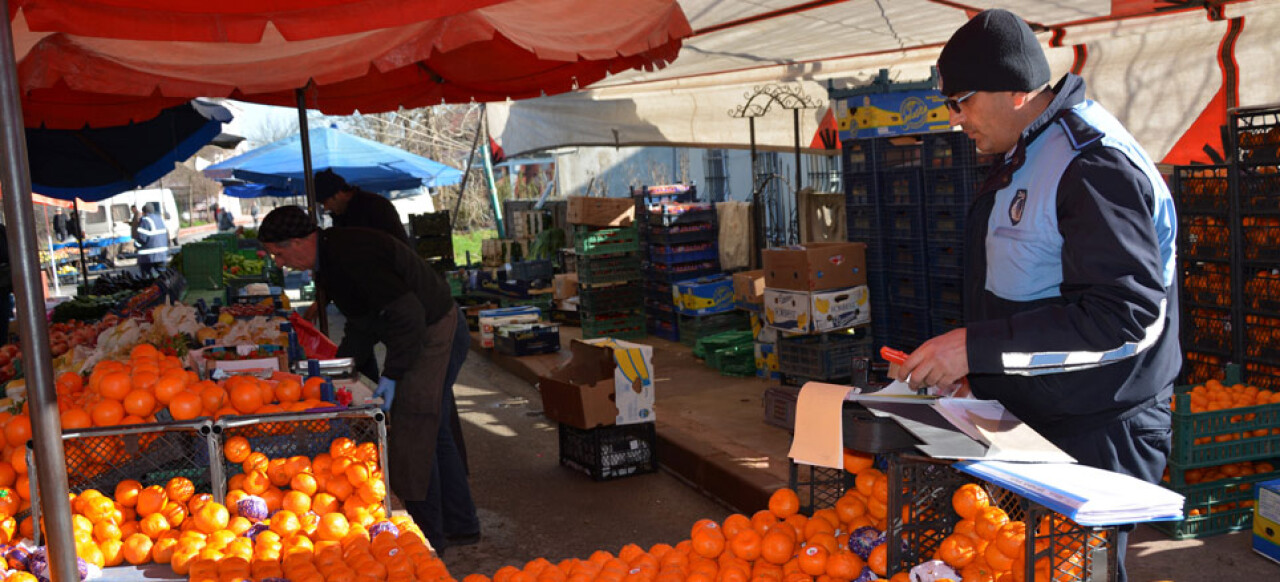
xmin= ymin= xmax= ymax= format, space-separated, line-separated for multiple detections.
xmin=1151 ymin=464 xmax=1280 ymax=539
xmin=182 ymin=241 xmax=225 ymax=290
xmin=579 ymin=284 xmax=642 ymax=313
xmin=581 ymin=311 xmax=645 ymax=340
xmin=578 ymin=254 xmax=642 ymax=285
xmin=205 ymin=233 xmax=238 ymax=252
xmin=574 ymin=226 xmax=639 ymax=256
xmin=1171 ymin=364 xmax=1280 ymax=470
xmin=679 ymin=311 xmax=750 ymax=347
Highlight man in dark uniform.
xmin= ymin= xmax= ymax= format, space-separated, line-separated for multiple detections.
xmin=258 ymin=206 xmax=479 ymax=555
xmin=134 ymin=203 xmax=170 ymax=278
xmin=314 ymin=169 xmax=410 ymax=244
xmin=893 ymin=10 xmax=1178 ymax=582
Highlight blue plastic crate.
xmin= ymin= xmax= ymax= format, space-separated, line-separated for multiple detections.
xmin=927 ymin=205 xmax=967 ymax=241
xmin=648 ymin=223 xmax=718 ymax=245
xmin=875 ymin=136 xmax=923 ymax=169
xmin=924 ymin=167 xmax=979 ymax=206
xmin=880 ymin=169 xmax=923 ymax=206
xmin=882 ymin=238 xmax=928 ymax=271
xmin=884 ymin=207 xmax=924 ymax=240
xmin=845 ymin=172 xmax=878 ymax=207
xmin=842 ymin=139 xmax=879 ymax=174
xmin=886 ymin=308 xmax=932 ymax=351
xmin=847 ymin=205 xmax=881 ymax=241
xmin=885 ymin=268 xmax=929 ymax=308
xmin=930 ymin=276 xmax=964 ymax=314
xmin=646 ymin=317 xmax=680 ymax=342
xmin=642 ymin=261 xmax=721 ymax=284
xmin=930 ymin=310 xmax=963 ymax=336
xmin=928 ymin=241 xmax=964 ymax=277
xmin=649 ymin=242 xmax=719 ymax=265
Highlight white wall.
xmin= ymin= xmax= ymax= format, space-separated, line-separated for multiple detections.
xmin=555 ymin=146 xmax=690 ymax=198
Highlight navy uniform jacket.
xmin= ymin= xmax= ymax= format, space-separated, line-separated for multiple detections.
xmin=964 ymin=73 xmax=1181 ymax=441
xmin=331 ymin=190 xmax=410 ymax=246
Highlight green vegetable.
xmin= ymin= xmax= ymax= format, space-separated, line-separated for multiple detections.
xmin=529 ymin=227 xmax=565 ymax=261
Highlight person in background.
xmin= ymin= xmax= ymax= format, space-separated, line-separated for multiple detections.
xmin=892 ymin=10 xmax=1178 ymax=582
xmin=307 ymin=169 xmax=412 ymax=381
xmin=257 ymin=206 xmax=479 ymax=555
xmin=218 ymin=204 xmax=237 ymax=232
xmin=134 ymin=202 xmax=170 ymax=278
xmin=251 ymin=201 xmax=261 ymax=227
xmin=52 ymin=210 xmax=69 ymax=242
xmin=313 ymin=169 xmax=410 ymax=245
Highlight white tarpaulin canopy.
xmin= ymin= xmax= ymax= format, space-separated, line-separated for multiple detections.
xmin=491 ymin=0 xmax=1280 ymax=166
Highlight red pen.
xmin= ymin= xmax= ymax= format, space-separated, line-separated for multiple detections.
xmin=880 ymin=346 xmax=908 ymax=365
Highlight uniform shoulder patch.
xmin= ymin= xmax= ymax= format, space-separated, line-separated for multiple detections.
xmin=1058 ymin=110 xmax=1105 ymax=151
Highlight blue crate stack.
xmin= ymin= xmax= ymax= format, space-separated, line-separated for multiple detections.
xmin=843 ymin=132 xmax=994 ymax=354
xmin=631 ymin=184 xmax=715 ymax=342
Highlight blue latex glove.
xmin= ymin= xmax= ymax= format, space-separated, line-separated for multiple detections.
xmin=373 ymin=377 xmax=397 ymax=412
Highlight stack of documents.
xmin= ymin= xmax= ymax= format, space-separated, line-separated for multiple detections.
xmin=955 ymin=460 xmax=1185 ymax=526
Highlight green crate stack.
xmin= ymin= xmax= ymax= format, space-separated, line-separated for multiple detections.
xmin=182 ymin=241 xmax=225 ymax=290
xmin=694 ymin=330 xmax=756 ymax=376
xmin=678 ymin=311 xmax=750 ymax=348
xmin=205 ymin=233 xmax=238 ymax=252
xmin=574 ymin=225 xmax=643 ymax=339
xmin=1154 ymin=363 xmax=1280 ymax=538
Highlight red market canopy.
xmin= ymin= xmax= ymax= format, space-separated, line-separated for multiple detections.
xmin=10 ymin=0 xmax=692 ymax=128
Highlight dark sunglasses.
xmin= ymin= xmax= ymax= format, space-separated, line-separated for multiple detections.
xmin=944 ymin=91 xmax=977 ymax=114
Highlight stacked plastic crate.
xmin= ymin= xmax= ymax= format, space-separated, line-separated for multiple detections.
xmin=409 ymin=212 xmax=455 ymax=272
xmin=1234 ymin=107 xmax=1280 ymax=390
xmin=633 ymin=185 xmax=723 ymax=343
xmin=575 ymin=223 xmax=644 ymax=340
xmin=862 ymin=137 xmax=930 ymax=352
xmin=920 ymin=132 xmax=990 ymax=338
xmin=1174 ymin=164 xmax=1233 ymax=385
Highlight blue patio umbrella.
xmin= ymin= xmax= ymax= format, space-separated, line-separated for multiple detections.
xmin=205 ymin=125 xmax=463 ymax=196
xmin=27 ymin=99 xmax=234 ymax=201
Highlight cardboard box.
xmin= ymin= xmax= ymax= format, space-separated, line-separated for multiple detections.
xmin=764 ymin=285 xmax=871 ymax=334
xmin=478 ymin=306 xmax=542 ymax=348
xmin=674 ymin=274 xmax=735 ymax=316
xmin=567 ymin=196 xmax=635 ymax=227
xmin=754 ymin=341 xmax=779 ymax=378
xmin=537 ymin=339 xmax=656 ymax=429
xmin=733 ymin=269 xmax=766 ymax=306
xmin=554 ymin=273 xmax=579 ymax=301
xmin=193 ymin=345 xmax=287 ymax=380
xmin=1254 ymin=478 xmax=1280 ymax=565
xmin=763 ymin=242 xmax=867 ymax=291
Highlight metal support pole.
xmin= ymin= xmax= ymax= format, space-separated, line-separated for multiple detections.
xmin=74 ymin=198 xmax=88 ymax=289
xmin=451 ymin=111 xmax=485 ymax=219
xmin=0 ymin=0 xmax=78 ymax=576
xmin=793 ymin=108 xmax=803 ymax=245
xmin=294 ymin=87 xmax=328 ymax=335
xmin=480 ymin=105 xmax=506 ymax=238
xmin=749 ymin=117 xmax=762 ymax=267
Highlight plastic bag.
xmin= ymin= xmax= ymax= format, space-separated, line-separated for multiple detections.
xmin=288 ymin=312 xmax=339 ymax=359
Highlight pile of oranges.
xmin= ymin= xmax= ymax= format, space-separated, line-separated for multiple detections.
xmin=929 ymin=484 xmax=1096 ymax=582
xmin=1172 ymin=378 xmax=1280 ymax=445
xmin=222 ymin=436 xmax=389 ymax=533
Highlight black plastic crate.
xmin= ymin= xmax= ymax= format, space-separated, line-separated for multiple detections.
xmin=1181 ymin=214 xmax=1231 ymax=261
xmin=882 ymin=454 xmax=970 ymax=577
xmin=788 ymin=462 xmax=851 ymax=516
xmin=579 ymin=283 xmax=642 ymax=313
xmin=930 ymin=310 xmax=963 ymax=336
xmin=410 ymin=212 xmax=452 ymax=237
xmin=1183 ymin=260 xmax=1233 ymax=309
xmin=842 ymin=139 xmax=879 ymax=173
xmin=643 ymin=205 xmax=717 ymax=227
xmin=880 ymin=169 xmax=923 ymax=206
xmin=884 ymin=206 xmax=924 ymax=240
xmin=643 ymin=280 xmax=674 ymax=304
xmin=1232 ymin=107 xmax=1280 ymax=165
xmin=415 ymin=235 xmax=454 ymax=260
xmin=1244 ymin=313 xmax=1280 ymax=361
xmin=763 ymin=385 xmax=800 ymax=431
xmin=558 ymin=422 xmax=658 ymax=481
xmin=926 ymin=204 xmax=967 ymax=241
xmin=886 ymin=308 xmax=931 ymax=350
xmin=845 ymin=172 xmax=878 ymax=207
xmin=1184 ymin=306 xmax=1233 ymax=355
xmin=508 ymin=259 xmax=554 ymax=282
xmin=1172 ymin=165 xmax=1231 ymax=213
xmin=923 ymin=131 xmax=977 ymax=168
xmin=578 ymin=253 xmax=643 ymax=285
xmin=1244 ymin=359 xmax=1280 ymax=390
xmin=494 ymin=324 xmax=562 ymax=356
xmin=1244 ymin=268 xmax=1280 ymax=311
xmin=1241 ymin=215 xmax=1280 ymax=262
xmin=928 ymin=240 xmax=964 ymax=277
xmin=777 ymin=332 xmax=866 ymax=381
xmin=644 ymin=300 xmax=678 ymax=321
xmin=581 ymin=310 xmax=646 ymax=340
xmin=930 ymin=276 xmax=963 ymax=313
xmin=1181 ymin=350 xmax=1227 ymax=386
xmin=1240 ymin=171 xmax=1280 ymax=208
xmin=923 ymin=167 xmax=978 ymax=206
xmin=875 ymin=135 xmax=923 ymax=169
xmin=642 ymin=260 xmax=721 ymax=284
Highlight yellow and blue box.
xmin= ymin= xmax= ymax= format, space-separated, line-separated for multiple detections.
xmin=763 ymin=285 xmax=871 ymax=334
xmin=674 ymin=274 xmax=735 ymax=316
xmin=754 ymin=341 xmax=780 ymax=379
xmin=1254 ymin=478 xmax=1280 ymax=565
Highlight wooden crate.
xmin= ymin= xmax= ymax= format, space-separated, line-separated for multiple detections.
xmin=568 ymin=196 xmax=635 ymax=227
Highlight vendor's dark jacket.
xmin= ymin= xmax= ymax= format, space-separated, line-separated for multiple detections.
xmin=314 ymin=227 xmax=452 ymax=380
xmin=331 ymin=190 xmax=410 ymax=246
xmin=963 ymin=73 xmax=1180 ymax=441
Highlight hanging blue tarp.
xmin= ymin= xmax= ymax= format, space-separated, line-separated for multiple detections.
xmin=205 ymin=125 xmax=463 ymax=197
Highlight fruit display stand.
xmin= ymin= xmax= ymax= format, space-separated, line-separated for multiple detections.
xmin=25 ymin=419 xmax=219 ymax=545
xmin=212 ymin=406 xmax=391 ymax=514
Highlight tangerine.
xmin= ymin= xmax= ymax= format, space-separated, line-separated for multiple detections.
xmin=867 ymin=544 xmax=887 ymax=577
xmin=123 ymin=533 xmax=153 ymax=565
xmin=767 ymin=488 xmax=800 ymax=519
xmin=123 ymin=390 xmax=157 ymax=418
xmin=135 ymin=486 xmax=168 ymax=517
xmin=61 ymin=408 xmax=93 ymax=431
xmin=168 ymin=391 xmax=204 ymax=421
xmin=759 ymin=530 xmax=794 ymax=565
xmin=729 ymin=529 xmax=762 ymax=561
xmin=223 ymin=436 xmax=252 ymax=464
xmin=99 ymin=372 xmax=133 ymax=400
xmin=229 ymin=382 xmax=263 ymax=414
xmin=952 ymin=484 xmax=992 ymax=521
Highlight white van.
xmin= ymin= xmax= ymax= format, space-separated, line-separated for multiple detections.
xmin=80 ymin=188 xmax=181 ymax=257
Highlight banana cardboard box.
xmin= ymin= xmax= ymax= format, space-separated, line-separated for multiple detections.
xmin=754 ymin=341 xmax=780 ymax=379
xmin=536 ymin=338 xmax=655 ymax=429
xmin=1254 ymin=478 xmax=1280 ymax=565
xmin=763 ymin=285 xmax=870 ymax=333
xmin=674 ymin=274 xmax=735 ymax=316
xmin=479 ymin=306 xmax=542 ymax=348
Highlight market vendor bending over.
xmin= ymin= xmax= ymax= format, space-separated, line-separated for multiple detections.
xmin=257 ymin=205 xmax=479 ymax=554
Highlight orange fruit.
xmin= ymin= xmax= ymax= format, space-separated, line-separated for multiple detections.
xmin=123 ymin=533 xmax=153 ymax=565
xmin=842 ymin=450 xmax=874 ymax=474
xmin=99 ymin=372 xmax=133 ymax=400
xmin=275 ymin=379 xmax=303 ymax=403
xmin=867 ymin=544 xmax=887 ymax=577
xmin=768 ymin=488 xmax=800 ymax=519
xmin=3 ymin=416 xmax=31 ymax=446
xmin=330 ymin=438 xmax=356 ymax=459
xmin=165 ymin=477 xmax=195 ymax=504
xmin=168 ymin=391 xmax=204 ymax=421
xmin=193 ymin=502 xmax=229 ymax=534
xmin=728 ymin=529 xmax=761 ymax=561
xmin=123 ymin=390 xmax=157 ymax=418
xmin=825 ymin=551 xmax=864 ymax=581
xmin=797 ymin=545 xmax=828 ymax=577
xmin=983 ymin=540 xmax=1014 ymax=572
xmin=952 ymin=483 xmax=992 ymax=520
xmin=993 ymin=521 xmax=1026 ymax=558
xmin=242 ymin=452 xmax=269 ymax=473
xmin=290 ymin=472 xmax=319 ymax=496
xmin=61 ymin=408 xmax=93 ymax=431
xmin=114 ymin=479 xmax=144 ymax=508
xmin=0 ymin=462 xmax=15 ymax=488
xmin=135 ymin=486 xmax=168 ymax=517
xmin=759 ymin=530 xmax=794 ymax=565
xmin=139 ymin=513 xmax=171 ymax=539
xmin=229 ymin=382 xmax=263 ymax=414
xmin=974 ymin=507 xmax=1010 ymax=541
xmin=282 ymin=490 xmax=312 ymax=514
xmin=223 ymin=436 xmax=252 ymax=464
xmin=199 ymin=385 xmax=227 ymax=413
xmin=303 ymin=377 xmax=324 ymax=401
xmin=270 ymin=510 xmax=301 ymax=538
xmin=938 ymin=533 xmax=977 ymax=568
xmin=152 ymin=375 xmax=187 ymax=405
